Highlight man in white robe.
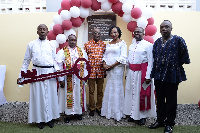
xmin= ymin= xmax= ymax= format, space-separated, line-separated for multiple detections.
xmin=124 ymin=27 xmax=156 ymax=125
xmin=17 ymin=24 xmax=60 ymax=129
xmin=58 ymin=34 xmax=88 ymax=123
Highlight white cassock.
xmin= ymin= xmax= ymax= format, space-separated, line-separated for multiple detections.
xmin=57 ymin=47 xmax=88 ymax=115
xmin=124 ymin=39 xmax=156 ymax=120
xmin=19 ymin=39 xmax=60 ymax=123
xmin=101 ymin=40 xmax=127 ymax=121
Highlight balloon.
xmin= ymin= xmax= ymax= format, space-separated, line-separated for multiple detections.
xmin=80 ymin=7 xmax=90 ymax=18
xmin=91 ymin=0 xmax=101 ymax=11
xmin=50 ymin=40 xmax=59 ymax=48
xmin=101 ymin=0 xmax=112 ymax=11
xmin=123 ymin=13 xmax=132 ymax=23
xmin=147 ymin=17 xmax=154 ymax=25
xmin=64 ymin=29 xmax=76 ymax=39
xmin=60 ymin=10 xmax=71 ymax=20
xmin=49 ymin=22 xmax=55 ymax=31
xmin=53 ymin=15 xmax=63 ymax=25
xmin=58 ymin=8 xmax=62 ymax=15
xmin=117 ymin=10 xmax=124 ymax=17
xmin=119 ymin=0 xmax=127 ymax=3
xmin=61 ymin=0 xmax=71 ymax=10
xmin=108 ymin=0 xmax=118 ymax=4
xmin=56 ymin=48 xmax=61 ymax=54
xmin=53 ymin=24 xmax=64 ymax=34
xmin=56 ymin=34 xmax=67 ymax=44
xmin=111 ymin=1 xmax=122 ymax=13
xmin=47 ymin=30 xmax=57 ymax=40
xmin=143 ymin=35 xmax=154 ymax=44
xmin=97 ymin=0 xmax=105 ymax=2
xmin=89 ymin=7 xmax=95 ymax=16
xmin=70 ymin=17 xmax=82 ymax=27
xmin=70 ymin=6 xmax=80 ymax=18
xmin=81 ymin=0 xmax=92 ymax=8
xmin=127 ymin=21 xmax=137 ymax=32
xmin=59 ymin=41 xmax=68 ymax=49
xmin=145 ymin=25 xmax=157 ymax=36
xmin=137 ymin=17 xmax=148 ymax=29
xmin=71 ymin=0 xmax=81 ymax=7
xmin=62 ymin=20 xmax=72 ymax=30
xmin=131 ymin=7 xmax=142 ymax=19
xmin=122 ymin=2 xmax=133 ymax=14
xmin=80 ymin=17 xmax=85 ymax=23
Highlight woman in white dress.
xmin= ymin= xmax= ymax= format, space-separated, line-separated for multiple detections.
xmin=101 ymin=26 xmax=127 ymax=121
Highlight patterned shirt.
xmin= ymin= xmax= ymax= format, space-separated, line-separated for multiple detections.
xmin=151 ymin=35 xmax=190 ymax=83
xmin=84 ymin=39 xmax=106 ymax=78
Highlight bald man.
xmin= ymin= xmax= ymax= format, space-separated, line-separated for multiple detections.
xmin=84 ymin=28 xmax=106 ymax=116
xmin=17 ymin=24 xmax=60 ymax=129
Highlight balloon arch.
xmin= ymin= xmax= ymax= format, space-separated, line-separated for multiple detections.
xmin=47 ymin=0 xmax=158 ymax=52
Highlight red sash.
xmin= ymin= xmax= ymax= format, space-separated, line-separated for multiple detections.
xmin=129 ymin=63 xmax=151 ymax=111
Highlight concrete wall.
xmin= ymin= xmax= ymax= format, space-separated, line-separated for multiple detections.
xmin=0 ymin=11 xmax=199 ymax=104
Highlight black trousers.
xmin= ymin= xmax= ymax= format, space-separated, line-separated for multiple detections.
xmin=154 ymin=80 xmax=179 ymax=126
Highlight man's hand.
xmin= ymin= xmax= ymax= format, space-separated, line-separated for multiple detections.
xmin=17 ymin=78 xmax=21 ymax=84
xmin=60 ymin=81 xmax=65 ymax=88
xmin=145 ymin=79 xmax=151 ymax=84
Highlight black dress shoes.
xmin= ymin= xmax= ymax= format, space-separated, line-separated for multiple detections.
xmin=64 ymin=117 xmax=70 ymax=123
xmin=128 ymin=117 xmax=135 ymax=122
xmin=164 ymin=126 xmax=173 ymax=133
xmin=47 ymin=120 xmax=54 ymax=128
xmin=37 ymin=122 xmax=45 ymax=129
xmin=149 ymin=121 xmax=165 ymax=129
xmin=96 ymin=109 xmax=101 ymax=116
xmin=89 ymin=110 xmax=95 ymax=116
xmin=137 ymin=118 xmax=146 ymax=125
xmin=77 ymin=114 xmax=82 ymax=120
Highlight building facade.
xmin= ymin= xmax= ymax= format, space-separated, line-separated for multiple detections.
xmin=0 ymin=0 xmax=199 ymax=14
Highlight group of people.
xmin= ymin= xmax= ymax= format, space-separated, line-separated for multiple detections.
xmin=17 ymin=20 xmax=190 ymax=133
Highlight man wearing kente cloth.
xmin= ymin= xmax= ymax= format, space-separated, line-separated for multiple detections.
xmin=57 ymin=34 xmax=88 ymax=123
xmin=124 ymin=27 xmax=156 ymax=125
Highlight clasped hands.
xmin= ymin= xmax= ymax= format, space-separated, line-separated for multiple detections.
xmin=103 ymin=64 xmax=114 ymax=71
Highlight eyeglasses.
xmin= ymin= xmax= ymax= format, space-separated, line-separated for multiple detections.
xmin=93 ymin=32 xmax=101 ymax=35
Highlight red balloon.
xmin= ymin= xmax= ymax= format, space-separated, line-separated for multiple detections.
xmin=70 ymin=17 xmax=82 ymax=27
xmin=127 ymin=21 xmax=137 ymax=32
xmin=147 ymin=17 xmax=154 ymax=25
xmin=117 ymin=10 xmax=124 ymax=17
xmin=59 ymin=41 xmax=68 ymax=49
xmin=91 ymin=0 xmax=101 ymax=11
xmin=145 ymin=25 xmax=157 ymax=36
xmin=47 ymin=30 xmax=57 ymax=40
xmin=111 ymin=1 xmax=122 ymax=13
xmin=108 ymin=0 xmax=118 ymax=4
xmin=131 ymin=7 xmax=142 ymax=19
xmin=71 ymin=0 xmax=81 ymax=7
xmin=58 ymin=8 xmax=62 ymax=15
xmin=62 ymin=20 xmax=72 ymax=30
xmin=81 ymin=0 xmax=92 ymax=8
xmin=80 ymin=17 xmax=85 ymax=23
xmin=61 ymin=0 xmax=71 ymax=10
xmin=143 ymin=36 xmax=154 ymax=44
xmin=53 ymin=24 xmax=64 ymax=35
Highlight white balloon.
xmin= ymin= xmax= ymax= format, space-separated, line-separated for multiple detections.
xmin=64 ymin=29 xmax=76 ymax=39
xmin=49 ymin=22 xmax=55 ymax=31
xmin=123 ymin=13 xmax=132 ymax=23
xmin=50 ymin=40 xmax=59 ymax=48
xmin=70 ymin=6 xmax=80 ymax=18
xmin=119 ymin=0 xmax=127 ymax=3
xmin=80 ymin=7 xmax=89 ymax=18
xmin=122 ymin=2 xmax=133 ymax=14
xmin=101 ymin=0 xmax=112 ymax=11
xmin=56 ymin=34 xmax=67 ymax=44
xmin=89 ymin=8 xmax=95 ymax=16
xmin=53 ymin=15 xmax=63 ymax=25
xmin=97 ymin=0 xmax=105 ymax=2
xmin=141 ymin=7 xmax=153 ymax=19
xmin=60 ymin=10 xmax=71 ymax=20
xmin=137 ymin=17 xmax=148 ymax=29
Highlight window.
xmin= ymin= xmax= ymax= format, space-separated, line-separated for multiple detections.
xmin=36 ymin=7 xmax=40 ymax=12
xmin=25 ymin=8 xmax=30 ymax=12
xmin=1 ymin=8 xmax=6 ymax=13
xmin=42 ymin=7 xmax=46 ymax=12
